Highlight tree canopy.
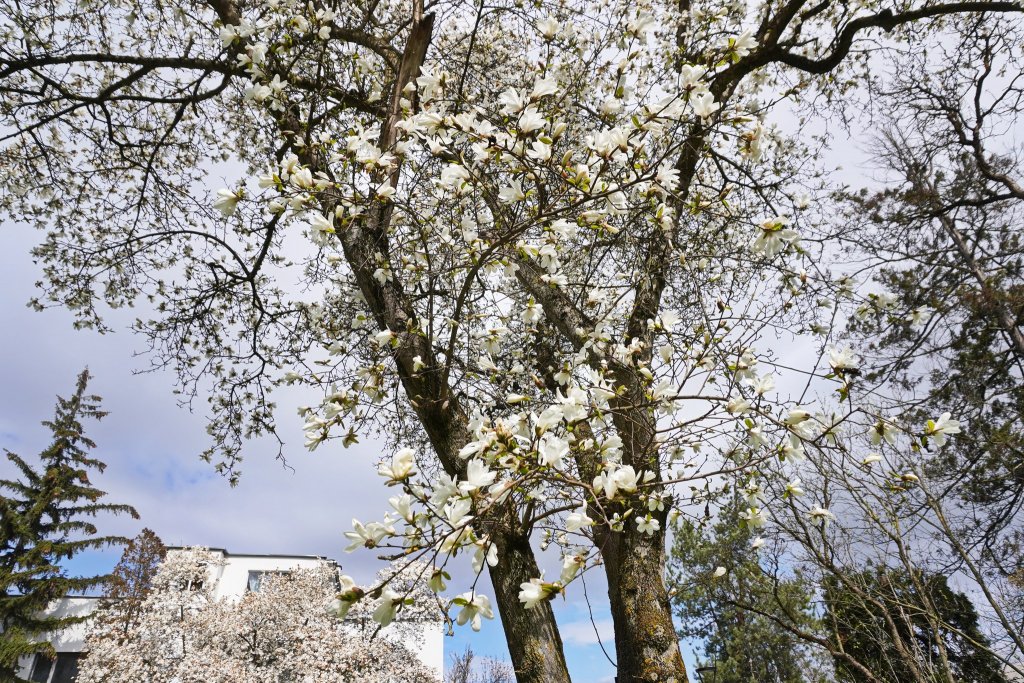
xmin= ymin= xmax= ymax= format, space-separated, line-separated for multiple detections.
xmin=3 ymin=1 xmax=1024 ymax=681
xmin=78 ymin=549 xmax=439 ymax=683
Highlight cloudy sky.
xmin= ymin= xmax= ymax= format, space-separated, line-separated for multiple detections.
xmin=0 ymin=219 xmax=684 ymax=681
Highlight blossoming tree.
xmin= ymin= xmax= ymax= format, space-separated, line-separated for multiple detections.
xmin=2 ymin=0 xmax=1020 ymax=680
xmin=78 ymin=548 xmax=438 ymax=682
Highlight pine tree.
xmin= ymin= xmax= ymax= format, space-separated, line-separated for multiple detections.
xmin=668 ymin=504 xmax=828 ymax=683
xmin=0 ymin=370 xmax=139 ymax=678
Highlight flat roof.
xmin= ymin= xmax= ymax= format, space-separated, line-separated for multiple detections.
xmin=165 ymin=546 xmax=339 ymax=563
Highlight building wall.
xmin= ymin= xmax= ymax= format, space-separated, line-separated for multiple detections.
xmin=405 ymin=619 xmax=445 ymax=674
xmin=15 ymin=597 xmax=98 ymax=680
xmin=185 ymin=548 xmax=331 ymax=601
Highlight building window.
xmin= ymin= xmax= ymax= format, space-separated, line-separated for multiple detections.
xmin=50 ymin=653 xmax=82 ymax=683
xmin=28 ymin=654 xmax=52 ymax=683
xmin=28 ymin=653 xmax=83 ymax=683
xmin=246 ymin=570 xmax=289 ymax=593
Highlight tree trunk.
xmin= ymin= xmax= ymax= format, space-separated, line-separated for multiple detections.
xmin=602 ymin=518 xmax=688 ymax=682
xmin=411 ymin=399 xmax=572 ymax=683
xmin=489 ymin=523 xmax=571 ymax=683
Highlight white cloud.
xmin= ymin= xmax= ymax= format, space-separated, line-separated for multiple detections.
xmin=560 ymin=618 xmax=615 ymax=647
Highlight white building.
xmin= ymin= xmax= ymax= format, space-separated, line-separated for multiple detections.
xmin=17 ymin=547 xmax=444 ymax=682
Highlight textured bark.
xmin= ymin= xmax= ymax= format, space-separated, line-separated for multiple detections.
xmin=513 ymin=258 xmax=689 ymax=682
xmin=488 ymin=520 xmax=571 ymax=683
xmin=602 ymin=524 xmax=688 ymax=683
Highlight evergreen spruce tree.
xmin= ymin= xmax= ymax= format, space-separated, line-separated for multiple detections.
xmin=0 ymin=370 xmax=138 ymax=678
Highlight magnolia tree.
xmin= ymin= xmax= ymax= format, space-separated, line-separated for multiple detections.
xmin=78 ymin=548 xmax=439 ymax=683
xmin=2 ymin=0 xmax=1022 ymax=681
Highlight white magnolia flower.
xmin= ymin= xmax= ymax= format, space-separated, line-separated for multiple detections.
xmin=538 ymin=433 xmax=569 ymax=469
xmin=861 ymin=452 xmax=883 ymax=467
xmin=531 ymin=76 xmax=559 ymax=99
xmin=678 ymin=64 xmax=709 ymax=90
xmin=752 ymin=374 xmax=775 ymax=396
xmin=518 ymin=578 xmax=557 ymax=609
xmin=388 ymin=494 xmax=415 ymax=523
xmin=309 ymin=211 xmax=335 ymax=246
xmin=600 ymin=97 xmax=623 ymax=116
xmin=657 ymin=310 xmax=681 ymax=330
xmin=499 ymin=179 xmax=527 ymax=203
xmin=439 ymin=163 xmax=471 ymax=192
xmin=459 ymin=458 xmax=497 ymax=493
xmin=565 ymin=504 xmax=594 ymax=532
xmin=537 ymin=15 xmax=560 ymax=39
xmin=526 ymin=139 xmax=552 ymax=162
xmin=290 ymin=166 xmax=314 ymax=189
xmin=522 ymin=299 xmax=543 ymax=324
xmin=560 ymin=555 xmax=583 ymax=584
xmin=213 ymin=188 xmax=242 ymax=217
xmin=713 ymin=566 xmax=727 ymax=578
xmin=782 ymin=434 xmax=806 ymax=463
xmin=726 ymin=398 xmax=751 ymax=414
xmin=445 ymin=497 xmax=474 ymax=527
xmin=517 ymin=106 xmax=546 ymax=134
xmin=244 ymin=82 xmax=272 ymax=102
xmin=751 ymin=216 xmax=799 ymax=257
xmin=907 ymin=305 xmax=934 ymax=329
xmin=498 ymin=88 xmax=526 ymax=114
xmin=373 ymin=329 xmax=395 ymax=347
xmin=627 ymin=12 xmax=656 ymax=36
xmin=728 ymin=29 xmax=757 ymax=58
xmin=372 ymin=589 xmax=402 ymax=626
xmin=375 ymin=180 xmax=396 ymax=200
xmin=870 ymin=420 xmax=899 ymax=446
xmin=636 ymin=516 xmax=661 ymax=535
xmin=925 ymin=412 xmax=961 ymax=447
xmin=378 ymin=447 xmax=415 ymax=481
xmin=690 ymin=92 xmax=720 ymax=119
xmin=827 ymin=345 xmax=858 ymax=372
xmin=808 ymin=506 xmax=835 ymax=526
xmin=219 ymin=25 xmax=238 ymax=47
xmin=344 ymin=518 xmax=393 ymax=551
xmin=739 ymin=507 xmax=766 ymax=529
xmin=455 ymin=592 xmax=494 ymax=631
xmin=594 ymin=465 xmax=640 ymax=500
xmin=784 ymin=408 xmax=812 ymax=426
xmin=415 ymin=66 xmax=444 ymax=101
xmin=428 ymin=568 xmax=448 ymax=593
xmin=470 ymin=539 xmax=499 ymax=573
xmin=746 ymin=423 xmax=769 ymax=448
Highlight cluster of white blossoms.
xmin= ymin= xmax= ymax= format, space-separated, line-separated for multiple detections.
xmin=199 ymin=0 xmax=965 ymax=631
xmin=79 ymin=549 xmax=439 ymax=683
